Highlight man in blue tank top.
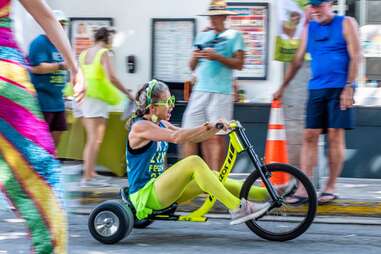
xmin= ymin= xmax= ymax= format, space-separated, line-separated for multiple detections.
xmin=273 ymin=0 xmax=361 ymax=204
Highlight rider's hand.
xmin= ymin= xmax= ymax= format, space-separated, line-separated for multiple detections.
xmin=213 ymin=119 xmax=230 ymax=131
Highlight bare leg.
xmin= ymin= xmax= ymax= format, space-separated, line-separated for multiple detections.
xmin=51 ymin=131 xmax=62 ymax=147
xmin=201 ymin=135 xmax=226 ymax=171
xmin=324 ymin=128 xmax=345 ymax=194
xmin=181 ymin=142 xmax=199 ymax=159
xmin=81 ymin=117 xmax=107 ymax=180
xmin=294 ymin=128 xmax=322 ymax=197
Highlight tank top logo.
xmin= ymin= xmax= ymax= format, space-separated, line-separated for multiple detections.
xmin=149 ymin=141 xmax=167 ymax=178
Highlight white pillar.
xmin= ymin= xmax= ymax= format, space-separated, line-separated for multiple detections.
xmin=337 ymin=0 xmax=346 ymax=15
xmin=359 ymin=0 xmax=367 ymax=26
xmin=359 ymin=0 xmax=367 ymax=87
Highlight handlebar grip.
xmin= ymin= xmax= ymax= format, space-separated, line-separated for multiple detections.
xmin=215 ymin=123 xmax=224 ymax=130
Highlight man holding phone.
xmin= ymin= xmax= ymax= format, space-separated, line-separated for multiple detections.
xmin=182 ymin=0 xmax=245 ymax=171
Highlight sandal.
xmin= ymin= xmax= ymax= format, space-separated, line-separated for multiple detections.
xmin=285 ymin=195 xmax=309 ymax=205
xmin=318 ymin=192 xmax=338 ymax=205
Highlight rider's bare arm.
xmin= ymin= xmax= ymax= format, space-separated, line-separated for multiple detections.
xmin=161 ymin=120 xmax=180 ymax=131
xmin=129 ymin=120 xmax=221 ymax=148
xmin=190 ymin=128 xmax=224 ymax=144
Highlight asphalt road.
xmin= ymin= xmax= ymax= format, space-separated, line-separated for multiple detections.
xmin=1 ymin=211 xmax=381 ymax=254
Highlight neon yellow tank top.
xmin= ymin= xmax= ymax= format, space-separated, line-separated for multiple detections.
xmin=79 ymin=48 xmax=122 ymax=105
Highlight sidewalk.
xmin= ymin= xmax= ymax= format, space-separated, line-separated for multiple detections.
xmin=62 ymin=162 xmax=381 ymax=218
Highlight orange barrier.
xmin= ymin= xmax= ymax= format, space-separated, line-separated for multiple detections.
xmin=264 ymin=99 xmax=289 ymax=186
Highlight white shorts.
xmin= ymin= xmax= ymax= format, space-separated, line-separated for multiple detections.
xmin=73 ymin=97 xmax=109 ymax=119
xmin=182 ymin=91 xmax=233 ymax=128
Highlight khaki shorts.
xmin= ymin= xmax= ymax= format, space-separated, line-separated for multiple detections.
xmin=182 ymin=91 xmax=233 ymax=128
xmin=73 ymin=97 xmax=109 ymax=119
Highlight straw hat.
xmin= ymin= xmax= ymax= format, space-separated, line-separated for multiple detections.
xmin=199 ymin=0 xmax=237 ymax=16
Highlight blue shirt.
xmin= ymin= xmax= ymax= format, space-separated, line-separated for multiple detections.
xmin=29 ymin=35 xmax=68 ymax=112
xmin=193 ymin=29 xmax=245 ymax=94
xmin=307 ymin=16 xmax=350 ymax=90
xmin=126 ymin=120 xmax=169 ymax=194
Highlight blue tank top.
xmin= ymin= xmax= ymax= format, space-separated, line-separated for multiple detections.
xmin=307 ymin=16 xmax=349 ymax=90
xmin=126 ymin=120 xmax=168 ymax=194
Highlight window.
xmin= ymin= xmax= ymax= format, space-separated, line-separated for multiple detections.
xmin=347 ymin=0 xmax=381 ymax=106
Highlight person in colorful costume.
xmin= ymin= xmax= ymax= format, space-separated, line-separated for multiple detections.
xmin=0 ymin=0 xmax=85 ymax=253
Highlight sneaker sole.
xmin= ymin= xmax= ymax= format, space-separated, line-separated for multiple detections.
xmin=230 ymin=204 xmax=271 ymax=225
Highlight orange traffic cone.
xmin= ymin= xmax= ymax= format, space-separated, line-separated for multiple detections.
xmin=264 ymin=99 xmax=289 ymax=186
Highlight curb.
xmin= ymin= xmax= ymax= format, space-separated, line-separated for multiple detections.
xmin=315 ymin=199 xmax=381 ymax=217
xmin=67 ymin=193 xmax=381 ymax=218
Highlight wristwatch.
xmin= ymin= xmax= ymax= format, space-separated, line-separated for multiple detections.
xmin=345 ymin=81 xmax=355 ymax=88
xmin=58 ymin=63 xmax=65 ymax=70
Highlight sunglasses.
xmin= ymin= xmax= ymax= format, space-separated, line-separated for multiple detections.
xmin=153 ymin=96 xmax=176 ymax=108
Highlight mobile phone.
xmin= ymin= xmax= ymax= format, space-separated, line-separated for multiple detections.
xmin=195 ymin=44 xmax=204 ymax=50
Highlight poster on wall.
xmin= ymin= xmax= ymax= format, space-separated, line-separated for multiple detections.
xmin=274 ymin=0 xmax=308 ymax=62
xmin=226 ymin=2 xmax=269 ymax=80
xmin=69 ymin=18 xmax=114 ymax=57
xmin=151 ymin=19 xmax=196 ymax=83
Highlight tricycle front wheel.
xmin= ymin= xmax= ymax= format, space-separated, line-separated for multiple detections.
xmin=240 ymin=163 xmax=317 ymax=242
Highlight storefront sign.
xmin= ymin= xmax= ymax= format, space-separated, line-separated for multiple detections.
xmin=227 ymin=2 xmax=269 ymax=80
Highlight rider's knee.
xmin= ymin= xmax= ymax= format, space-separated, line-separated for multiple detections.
xmin=185 ymin=155 xmax=204 ymax=164
xmin=185 ymin=155 xmax=210 ymax=170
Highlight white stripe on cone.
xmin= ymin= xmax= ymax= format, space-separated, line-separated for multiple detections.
xmin=269 ymin=108 xmax=285 ymax=125
xmin=267 ymin=129 xmax=287 ymax=141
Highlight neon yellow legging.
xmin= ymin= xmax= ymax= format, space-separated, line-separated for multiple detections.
xmin=152 ymin=155 xmax=269 ymax=210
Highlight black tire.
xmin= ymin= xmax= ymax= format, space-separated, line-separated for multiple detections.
xmin=240 ymin=163 xmax=317 ymax=242
xmin=133 ymin=218 xmax=153 ymax=229
xmin=88 ymin=200 xmax=134 ymax=244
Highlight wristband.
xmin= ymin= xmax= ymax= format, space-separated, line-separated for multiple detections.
xmin=345 ymin=81 xmax=355 ymax=88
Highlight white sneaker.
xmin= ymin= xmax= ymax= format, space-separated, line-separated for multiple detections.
xmin=80 ymin=178 xmax=110 ymax=188
xmin=230 ymin=199 xmax=271 ymax=225
xmin=93 ymin=174 xmax=111 ymax=182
